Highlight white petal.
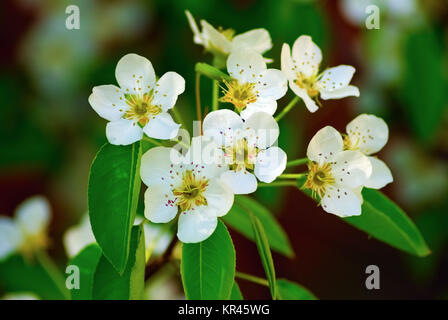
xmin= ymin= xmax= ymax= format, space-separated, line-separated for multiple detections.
xmin=317 ymin=65 xmax=356 ymax=95
xmin=227 ymin=49 xmax=266 ymax=83
xmin=254 ymin=147 xmax=287 ymax=183
xmin=364 ymin=156 xmax=393 ymax=189
xmin=115 ymin=53 xmax=156 ymax=95
xmin=63 ymin=215 xmax=95 ymax=258
xmin=281 ymin=43 xmax=296 ymax=81
xmin=203 ymin=180 xmax=234 ymax=217
xmin=220 ymin=170 xmax=257 ymax=195
xmin=0 ymin=218 xmax=22 ymax=260
xmin=152 ymin=72 xmax=185 ymax=111
xmin=254 ymin=69 xmax=288 ymax=100
xmin=140 ymin=147 xmax=180 ymax=187
xmin=306 ymin=126 xmax=343 ymax=164
xmin=321 ymin=186 xmax=362 ymax=217
xmin=289 ymin=82 xmax=319 ymax=113
xmin=231 ymin=28 xmax=272 ymax=54
xmin=142 ymin=113 xmax=180 ymax=140
xmin=320 ymin=85 xmax=359 ymax=100
xmin=241 ymin=98 xmax=277 ymax=120
xmin=203 ymin=109 xmax=244 ymax=147
xmin=183 ymin=136 xmax=226 ymax=177
xmin=144 ymin=187 xmax=177 ymax=223
xmin=177 ymin=207 xmax=218 ymax=243
xmin=106 ymin=118 xmax=143 ymax=145
xmin=346 ymin=114 xmax=389 ymax=155
xmin=88 ymin=85 xmax=127 ymax=121
xmin=292 ymin=35 xmax=322 ymax=78
xmin=201 ymin=20 xmax=232 ymax=53
xmin=15 ymin=196 xmax=50 ymax=237
xmin=185 ymin=10 xmax=204 ymax=45
xmin=243 ymin=112 xmax=279 ymax=149
xmin=331 ymin=150 xmax=372 ymax=189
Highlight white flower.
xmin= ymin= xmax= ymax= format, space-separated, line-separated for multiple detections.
xmin=2 ymin=293 xmax=39 ymax=300
xmin=140 ymin=136 xmax=234 ymax=243
xmin=0 ymin=196 xmax=50 ymax=260
xmin=344 ymin=114 xmax=393 ymax=189
xmin=63 ymin=214 xmax=96 ymax=258
xmin=304 ymin=126 xmax=372 ymax=217
xmin=281 ymin=35 xmax=359 ymax=113
xmin=185 ymin=10 xmax=272 ymax=66
xmin=88 ymin=53 xmax=185 ymax=145
xmin=221 ymin=49 xmax=287 ymax=120
xmin=203 ymin=109 xmax=287 ymax=194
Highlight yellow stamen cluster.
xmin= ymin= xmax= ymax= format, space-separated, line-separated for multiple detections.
xmin=294 ymin=73 xmax=319 ymax=98
xmin=304 ymin=162 xmax=334 ymax=199
xmin=220 ymin=80 xmax=258 ymax=112
xmin=343 ymin=134 xmax=359 ymax=151
xmin=123 ymin=93 xmax=162 ymax=127
xmin=19 ymin=232 xmax=49 ymax=260
xmin=225 ymin=138 xmax=257 ymax=172
xmin=173 ymin=170 xmax=209 ymax=212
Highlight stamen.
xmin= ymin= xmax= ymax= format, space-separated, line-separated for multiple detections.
xmin=303 ymin=162 xmax=334 ymax=199
xmin=172 ymin=170 xmax=209 ymax=212
xmin=220 ymin=79 xmax=258 ymax=112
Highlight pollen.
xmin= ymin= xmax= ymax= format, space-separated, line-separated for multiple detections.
xmin=123 ymin=93 xmax=162 ymax=127
xmin=304 ymin=162 xmax=334 ymax=199
xmin=173 ymin=170 xmax=209 ymax=212
xmin=220 ymin=79 xmax=258 ymax=112
xmin=294 ymin=72 xmax=319 ymax=98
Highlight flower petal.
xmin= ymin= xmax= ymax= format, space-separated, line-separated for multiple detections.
xmin=177 ymin=207 xmax=218 ymax=243
xmin=183 ymin=136 xmax=226 ymax=177
xmin=185 ymin=10 xmax=204 ymax=45
xmin=63 ymin=215 xmax=95 ymax=258
xmin=88 ymin=85 xmax=127 ymax=121
xmin=364 ymin=156 xmax=393 ymax=189
xmin=203 ymin=109 xmax=244 ymax=147
xmin=317 ymin=65 xmax=357 ymax=96
xmin=144 ymin=186 xmax=178 ymax=223
xmin=346 ymin=114 xmax=389 ymax=155
xmin=140 ymin=146 xmax=180 ymax=187
xmin=320 ymin=85 xmax=359 ymax=100
xmin=106 ymin=118 xmax=143 ymax=145
xmin=152 ymin=72 xmax=185 ymax=111
xmin=227 ymin=49 xmax=266 ymax=83
xmin=220 ymin=170 xmax=257 ymax=195
xmin=143 ymin=113 xmax=180 ymax=140
xmin=289 ymin=82 xmax=319 ymax=113
xmin=306 ymin=126 xmax=343 ymax=164
xmin=201 ymin=20 xmax=232 ymax=53
xmin=15 ymin=196 xmax=50 ymax=237
xmin=115 ymin=53 xmax=156 ymax=95
xmin=203 ymin=180 xmax=234 ymax=217
xmin=254 ymin=146 xmax=287 ymax=183
xmin=292 ymin=35 xmax=322 ymax=78
xmin=331 ymin=150 xmax=372 ymax=189
xmin=0 ymin=218 xmax=22 ymax=260
xmin=254 ymin=69 xmax=288 ymax=100
xmin=241 ymin=98 xmax=277 ymax=120
xmin=231 ymin=28 xmax=272 ymax=54
xmin=243 ymin=112 xmax=279 ymax=149
xmin=281 ymin=43 xmax=295 ymax=81
xmin=321 ymin=186 xmax=362 ymax=217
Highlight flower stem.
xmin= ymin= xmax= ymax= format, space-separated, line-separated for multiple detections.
xmin=35 ymin=250 xmax=70 ymax=300
xmin=143 ymin=136 xmax=165 ymax=147
xmin=235 ymin=271 xmax=269 ymax=287
xmin=286 ymin=157 xmax=309 ymax=167
xmin=195 ymin=72 xmax=202 ymax=124
xmin=258 ymin=181 xmax=297 ymax=188
xmin=171 ymin=106 xmax=185 ymax=128
xmin=275 ymin=96 xmax=300 ymax=121
xmin=212 ymin=80 xmax=219 ymax=111
xmin=278 ymin=173 xmax=307 ymax=179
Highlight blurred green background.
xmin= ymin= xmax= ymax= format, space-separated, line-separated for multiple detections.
xmin=0 ymin=0 xmax=447 ymax=299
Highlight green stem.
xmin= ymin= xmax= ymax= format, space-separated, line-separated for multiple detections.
xmin=171 ymin=106 xmax=185 ymax=128
xmin=195 ymin=72 xmax=202 ymax=124
xmin=35 ymin=251 xmax=70 ymax=300
xmin=212 ymin=80 xmax=219 ymax=111
xmin=258 ymin=181 xmax=297 ymax=188
xmin=143 ymin=136 xmax=165 ymax=147
xmin=278 ymin=173 xmax=307 ymax=179
xmin=235 ymin=271 xmax=269 ymax=287
xmin=286 ymin=157 xmax=309 ymax=167
xmin=195 ymin=62 xmax=232 ymax=81
xmin=275 ymin=96 xmax=300 ymax=121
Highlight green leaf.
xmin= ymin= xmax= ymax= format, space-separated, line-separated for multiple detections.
xmin=92 ymin=225 xmax=146 ymax=300
xmin=249 ymin=213 xmax=277 ymax=299
xmin=181 ymin=220 xmax=236 ymax=300
xmin=297 ymin=177 xmax=430 ymax=257
xmin=222 ymin=196 xmax=294 ymax=258
xmin=88 ymin=141 xmax=142 ymax=273
xmin=276 ymin=279 xmax=317 ymax=300
xmin=195 ymin=62 xmax=232 ymax=81
xmin=68 ymin=244 xmax=102 ymax=300
xmin=230 ymin=281 xmax=243 ymax=300
xmin=0 ymin=254 xmax=69 ymax=300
